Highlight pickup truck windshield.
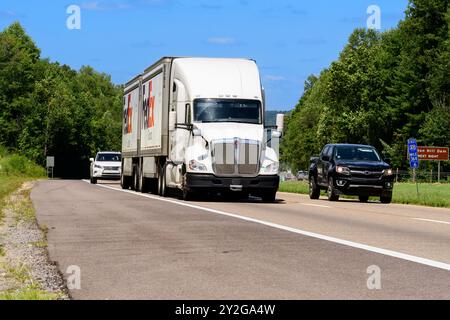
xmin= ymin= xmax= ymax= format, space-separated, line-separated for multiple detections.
xmin=334 ymin=146 xmax=381 ymax=162
xmin=96 ymin=154 xmax=121 ymax=162
xmin=194 ymin=99 xmax=262 ymax=124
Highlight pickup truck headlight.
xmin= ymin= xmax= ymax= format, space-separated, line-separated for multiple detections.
xmin=261 ymin=162 xmax=279 ymax=174
xmin=336 ymin=166 xmax=351 ymax=176
xmin=94 ymin=164 xmax=103 ymax=169
xmin=188 ymin=159 xmax=207 ymax=172
xmin=383 ymin=168 xmax=393 ymax=176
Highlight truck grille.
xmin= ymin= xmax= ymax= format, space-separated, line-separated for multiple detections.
xmin=350 ymin=169 xmax=383 ymax=179
xmin=212 ymin=138 xmax=260 ymax=176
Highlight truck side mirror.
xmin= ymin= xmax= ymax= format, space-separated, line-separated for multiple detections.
xmin=185 ymin=103 xmax=191 ymax=125
xmin=169 ymin=111 xmax=177 ymax=131
xmin=271 ymin=131 xmax=282 ymax=139
xmin=89 ymin=158 xmax=94 ymax=162
xmin=276 ymin=114 xmax=284 ymax=135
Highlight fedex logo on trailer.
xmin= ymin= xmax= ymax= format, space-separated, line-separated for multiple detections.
xmin=143 ymin=81 xmax=155 ymax=129
xmin=123 ymin=94 xmax=133 ymax=134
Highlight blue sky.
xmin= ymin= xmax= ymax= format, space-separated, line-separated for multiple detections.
xmin=0 ymin=0 xmax=409 ymax=110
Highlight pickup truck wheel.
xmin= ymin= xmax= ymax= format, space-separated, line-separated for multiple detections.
xmin=261 ymin=191 xmax=276 ymax=203
xmin=327 ymin=177 xmax=339 ymax=201
xmin=359 ymin=195 xmax=369 ymax=202
xmin=90 ymin=176 xmax=97 ymax=184
xmin=380 ymin=195 xmax=392 ymax=204
xmin=182 ymin=188 xmax=195 ymax=201
xmin=309 ymin=177 xmax=320 ymax=200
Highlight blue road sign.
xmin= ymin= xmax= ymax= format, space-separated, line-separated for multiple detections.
xmin=408 ymin=138 xmax=419 ymax=169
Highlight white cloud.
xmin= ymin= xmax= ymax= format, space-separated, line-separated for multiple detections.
xmin=264 ymin=75 xmax=285 ymax=81
xmin=80 ymin=1 xmax=131 ymax=11
xmin=207 ymin=37 xmax=236 ymax=45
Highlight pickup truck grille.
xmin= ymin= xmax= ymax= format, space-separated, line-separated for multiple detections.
xmin=212 ymin=138 xmax=260 ymax=176
xmin=350 ymin=169 xmax=383 ymax=179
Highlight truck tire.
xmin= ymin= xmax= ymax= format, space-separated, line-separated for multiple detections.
xmin=138 ymin=165 xmax=148 ymax=193
xmin=182 ymin=188 xmax=195 ymax=201
xmin=359 ymin=195 xmax=369 ymax=202
xmin=380 ymin=194 xmax=392 ymax=204
xmin=309 ymin=177 xmax=320 ymax=200
xmin=132 ymin=166 xmax=138 ymax=191
xmin=158 ymin=165 xmax=167 ymax=197
xmin=120 ymin=174 xmax=130 ymax=190
xmin=261 ymin=191 xmax=276 ymax=203
xmin=327 ymin=177 xmax=339 ymax=201
xmin=90 ymin=176 xmax=97 ymax=184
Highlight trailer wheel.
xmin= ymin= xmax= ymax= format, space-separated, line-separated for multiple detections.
xmin=138 ymin=165 xmax=148 ymax=193
xmin=158 ymin=164 xmax=167 ymax=197
xmin=120 ymin=174 xmax=130 ymax=190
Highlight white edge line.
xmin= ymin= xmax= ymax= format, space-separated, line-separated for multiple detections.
xmin=412 ymin=218 xmax=450 ymax=225
xmin=299 ymin=203 xmax=331 ymax=208
xmin=83 ymin=180 xmax=450 ymax=271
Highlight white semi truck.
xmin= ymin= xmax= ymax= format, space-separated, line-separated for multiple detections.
xmin=121 ymin=57 xmax=283 ymax=202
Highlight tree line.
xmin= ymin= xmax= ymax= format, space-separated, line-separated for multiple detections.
xmin=282 ymin=0 xmax=450 ymax=172
xmin=0 ymin=22 xmax=123 ymax=177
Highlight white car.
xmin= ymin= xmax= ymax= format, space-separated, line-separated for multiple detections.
xmin=90 ymin=151 xmax=121 ymax=184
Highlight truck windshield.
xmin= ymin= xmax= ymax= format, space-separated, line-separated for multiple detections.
xmin=335 ymin=146 xmax=381 ymax=162
xmin=96 ymin=154 xmax=121 ymax=162
xmin=194 ymin=99 xmax=262 ymax=124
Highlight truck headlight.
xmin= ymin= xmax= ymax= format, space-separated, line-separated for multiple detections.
xmin=336 ymin=166 xmax=350 ymax=175
xmin=94 ymin=164 xmax=103 ymax=169
xmin=188 ymin=159 xmax=207 ymax=172
xmin=383 ymin=168 xmax=393 ymax=176
xmin=261 ymin=162 xmax=279 ymax=174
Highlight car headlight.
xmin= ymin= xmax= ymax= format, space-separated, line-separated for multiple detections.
xmin=261 ymin=162 xmax=279 ymax=174
xmin=383 ymin=168 xmax=393 ymax=176
xmin=336 ymin=166 xmax=350 ymax=175
xmin=94 ymin=164 xmax=103 ymax=169
xmin=188 ymin=159 xmax=207 ymax=171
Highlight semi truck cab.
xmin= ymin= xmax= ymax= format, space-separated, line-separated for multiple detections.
xmin=121 ymin=57 xmax=283 ymax=202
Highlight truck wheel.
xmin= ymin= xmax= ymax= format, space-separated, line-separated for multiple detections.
xmin=132 ymin=166 xmax=138 ymax=191
xmin=138 ymin=166 xmax=148 ymax=193
xmin=380 ymin=194 xmax=392 ymax=204
xmin=120 ymin=174 xmax=130 ymax=190
xmin=90 ymin=176 xmax=97 ymax=184
xmin=261 ymin=191 xmax=276 ymax=203
xmin=359 ymin=195 xmax=369 ymax=202
xmin=182 ymin=188 xmax=195 ymax=201
xmin=327 ymin=177 xmax=339 ymax=201
xmin=158 ymin=165 xmax=167 ymax=197
xmin=309 ymin=177 xmax=320 ymax=200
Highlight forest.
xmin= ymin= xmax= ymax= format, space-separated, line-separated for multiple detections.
xmin=282 ymin=0 xmax=450 ymax=172
xmin=0 ymin=22 xmax=123 ymax=176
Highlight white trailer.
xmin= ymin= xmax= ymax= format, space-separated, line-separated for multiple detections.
xmin=121 ymin=57 xmax=283 ymax=201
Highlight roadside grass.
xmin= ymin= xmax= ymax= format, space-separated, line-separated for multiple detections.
xmin=279 ymin=181 xmax=450 ymax=209
xmin=0 ymin=263 xmax=59 ymax=300
xmin=0 ymin=148 xmax=55 ymax=300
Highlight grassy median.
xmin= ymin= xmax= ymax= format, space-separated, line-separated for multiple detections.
xmin=279 ymin=181 xmax=450 ymax=209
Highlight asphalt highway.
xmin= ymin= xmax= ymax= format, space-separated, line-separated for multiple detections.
xmin=31 ymin=180 xmax=450 ymax=299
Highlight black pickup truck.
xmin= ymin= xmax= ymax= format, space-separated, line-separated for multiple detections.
xmin=309 ymin=144 xmax=394 ymax=203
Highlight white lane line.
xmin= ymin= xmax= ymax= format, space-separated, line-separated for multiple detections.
xmin=412 ymin=218 xmax=450 ymax=225
xmin=83 ymin=180 xmax=450 ymax=271
xmin=298 ymin=203 xmax=331 ymax=208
